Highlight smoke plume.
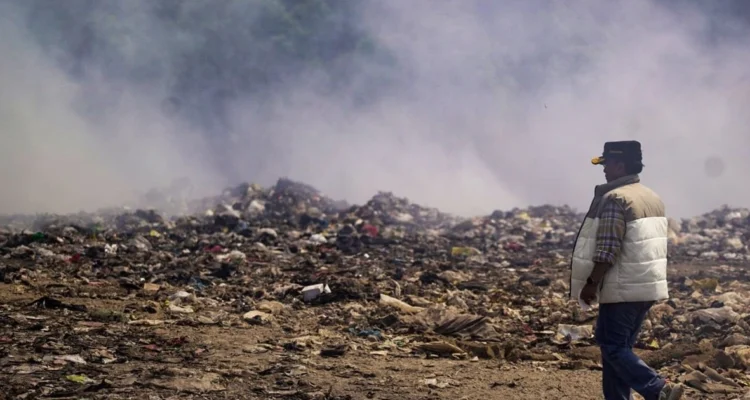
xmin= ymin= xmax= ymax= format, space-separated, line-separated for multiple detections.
xmin=1 ymin=0 xmax=749 ymax=217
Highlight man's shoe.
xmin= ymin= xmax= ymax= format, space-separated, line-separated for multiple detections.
xmin=658 ymin=382 xmax=684 ymax=400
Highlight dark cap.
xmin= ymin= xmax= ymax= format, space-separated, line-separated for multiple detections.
xmin=591 ymin=140 xmax=642 ymax=166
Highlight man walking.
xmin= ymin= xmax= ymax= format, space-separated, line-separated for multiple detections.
xmin=570 ymin=141 xmax=684 ymax=400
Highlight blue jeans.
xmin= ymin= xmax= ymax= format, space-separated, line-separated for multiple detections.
xmin=596 ymin=301 xmax=666 ymax=400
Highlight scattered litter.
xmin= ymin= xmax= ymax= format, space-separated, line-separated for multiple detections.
xmin=1 ymin=177 xmax=750 ymax=397
xmin=302 ymin=283 xmax=331 ymax=302
xmin=66 ymin=374 xmax=94 ymax=384
xmin=556 ymin=324 xmax=594 ymax=342
xmin=242 ymin=311 xmax=273 ymax=325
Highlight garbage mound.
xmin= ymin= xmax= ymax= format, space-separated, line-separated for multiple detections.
xmin=1 ymin=178 xmax=749 ymax=398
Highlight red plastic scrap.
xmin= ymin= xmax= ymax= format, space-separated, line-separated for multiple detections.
xmin=205 ymin=245 xmax=223 ymax=253
xmin=504 ymin=242 xmax=524 ymax=252
xmin=361 ymin=224 xmax=379 ymax=237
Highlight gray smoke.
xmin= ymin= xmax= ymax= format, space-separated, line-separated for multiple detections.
xmin=1 ymin=0 xmax=749 ymax=217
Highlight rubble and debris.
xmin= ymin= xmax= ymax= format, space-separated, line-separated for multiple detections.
xmin=1 ymin=177 xmax=750 ymax=398
xmin=303 ymin=283 xmax=332 ymax=302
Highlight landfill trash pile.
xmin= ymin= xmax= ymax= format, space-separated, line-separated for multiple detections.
xmin=671 ymin=206 xmax=750 ymax=263
xmin=1 ymin=178 xmax=749 ymax=399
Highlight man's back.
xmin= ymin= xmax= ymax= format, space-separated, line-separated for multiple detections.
xmin=598 ymin=181 xmax=669 ymax=304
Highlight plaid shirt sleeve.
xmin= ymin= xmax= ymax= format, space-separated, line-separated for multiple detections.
xmin=593 ymin=199 xmax=627 ymax=264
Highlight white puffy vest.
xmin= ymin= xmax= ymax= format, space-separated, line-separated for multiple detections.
xmin=570 ymin=186 xmax=669 ymax=304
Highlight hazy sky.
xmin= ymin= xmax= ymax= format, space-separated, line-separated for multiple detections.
xmin=1 ymin=0 xmax=749 ymax=217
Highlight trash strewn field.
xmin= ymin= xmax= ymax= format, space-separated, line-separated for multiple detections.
xmin=1 ymin=178 xmax=749 ymax=399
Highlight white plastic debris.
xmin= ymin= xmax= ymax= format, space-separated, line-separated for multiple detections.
xmin=169 ymin=291 xmax=194 ymax=305
xmin=36 ymin=248 xmax=55 ymax=258
xmin=556 ymin=324 xmax=593 ymax=341
xmin=168 ymin=304 xmax=194 ymax=314
xmin=302 ymin=283 xmax=331 ymax=302
xmin=216 ymin=250 xmax=247 ymax=263
xmin=394 ymin=213 xmax=413 ymax=223
xmin=129 ymin=236 xmax=152 ymax=252
xmin=54 ymin=355 xmax=87 ymax=364
xmin=379 ymin=294 xmax=423 ymax=314
xmin=104 ymin=244 xmax=118 ymax=255
xmin=258 ymin=228 xmax=278 ymax=238
xmin=242 ymin=310 xmax=273 ymax=325
xmin=309 ymin=234 xmax=327 ymax=244
xmin=247 ymin=199 xmax=265 ymax=214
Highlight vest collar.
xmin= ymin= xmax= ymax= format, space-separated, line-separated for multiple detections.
xmin=594 ymin=174 xmax=640 ymax=197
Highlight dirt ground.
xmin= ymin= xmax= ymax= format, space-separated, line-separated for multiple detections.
xmin=0 ymin=281 xmax=606 ymax=400
xmin=1 ymin=262 xmax=744 ymax=399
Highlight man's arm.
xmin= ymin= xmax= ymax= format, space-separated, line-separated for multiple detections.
xmin=589 ymin=199 xmax=627 ymax=284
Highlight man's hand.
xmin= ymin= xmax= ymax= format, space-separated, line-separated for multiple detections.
xmin=581 ymin=262 xmax=610 ymax=305
xmin=580 ymin=280 xmax=598 ymax=305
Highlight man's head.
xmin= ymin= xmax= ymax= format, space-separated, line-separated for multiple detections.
xmin=591 ymin=141 xmax=643 ymax=182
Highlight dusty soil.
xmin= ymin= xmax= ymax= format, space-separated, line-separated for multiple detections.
xmin=0 ymin=281 xmax=607 ymax=400
xmin=1 ymin=276 xmax=737 ymax=400
xmin=0 ymin=243 xmax=744 ymax=400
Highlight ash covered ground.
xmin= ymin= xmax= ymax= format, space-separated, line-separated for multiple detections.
xmin=1 ymin=178 xmax=749 ymax=399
